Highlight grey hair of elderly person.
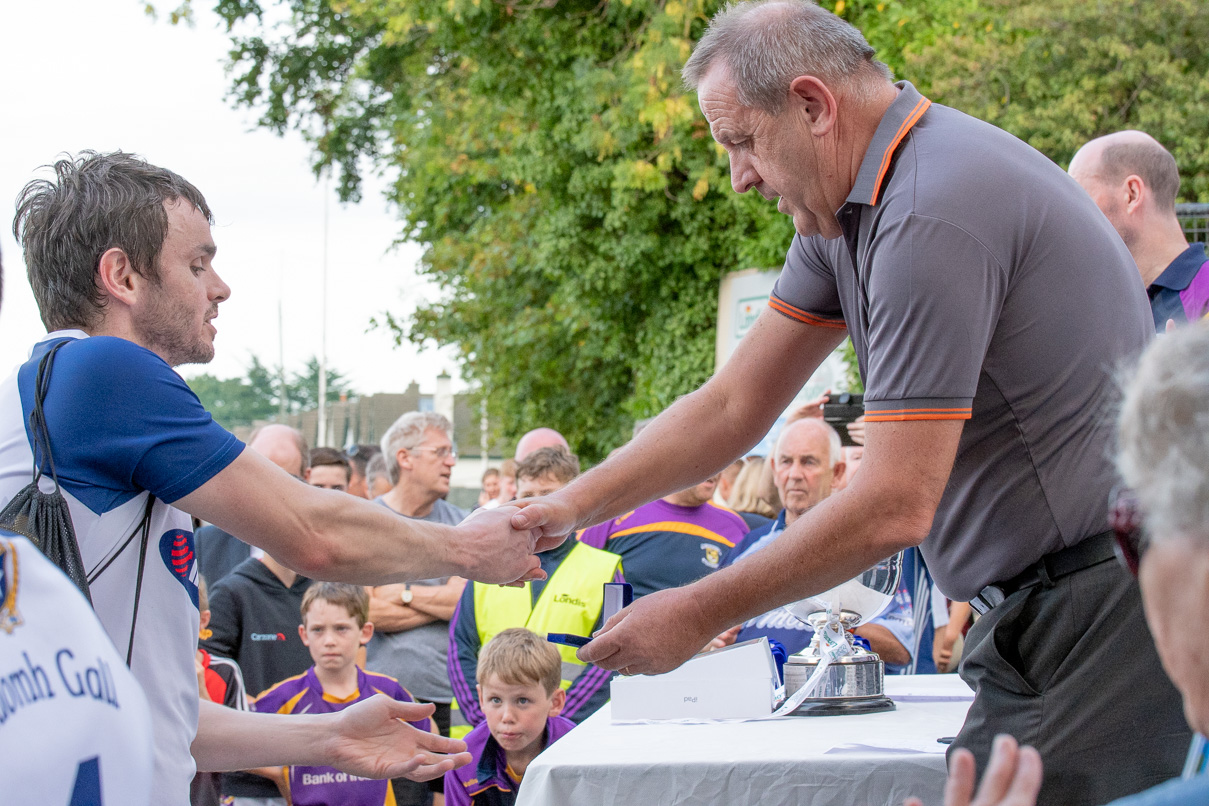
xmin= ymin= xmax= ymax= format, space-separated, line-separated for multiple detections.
xmin=1117 ymin=322 xmax=1209 ymax=541
xmin=379 ymin=411 xmax=454 ymax=486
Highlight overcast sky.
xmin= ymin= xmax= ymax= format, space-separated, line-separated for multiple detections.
xmin=0 ymin=0 xmax=460 ymax=395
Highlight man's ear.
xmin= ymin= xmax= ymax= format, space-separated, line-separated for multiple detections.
xmin=96 ymin=247 xmax=141 ymax=306
xmin=788 ymin=75 xmax=839 ymax=136
xmin=1122 ymin=175 xmax=1146 ymax=215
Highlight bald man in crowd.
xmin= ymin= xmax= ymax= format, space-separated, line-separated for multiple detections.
xmin=514 ymin=427 xmax=570 ymax=461
xmin=722 ymin=419 xmax=911 ymax=666
xmin=1069 ymin=131 xmax=1209 ymax=330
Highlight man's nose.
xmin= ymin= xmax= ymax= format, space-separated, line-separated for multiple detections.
xmin=730 ymin=153 xmax=759 ymax=194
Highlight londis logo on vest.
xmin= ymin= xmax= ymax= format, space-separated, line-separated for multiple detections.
xmin=552 ymin=593 xmax=587 ymax=609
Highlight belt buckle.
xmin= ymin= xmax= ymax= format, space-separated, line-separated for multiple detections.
xmin=971 ymin=584 xmax=1006 ymax=615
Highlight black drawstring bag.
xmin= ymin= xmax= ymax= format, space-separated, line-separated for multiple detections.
xmin=0 ymin=340 xmax=155 ymax=662
xmin=0 ymin=340 xmax=156 ymax=665
xmin=0 ymin=341 xmax=92 ymax=602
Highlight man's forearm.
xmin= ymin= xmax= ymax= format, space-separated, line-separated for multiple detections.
xmin=194 ymin=700 xmax=347 ymax=771
xmin=679 ymin=420 xmax=959 ymax=638
xmin=369 ymin=593 xmax=438 ymax=632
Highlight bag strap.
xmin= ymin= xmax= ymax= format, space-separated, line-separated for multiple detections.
xmin=125 ymin=493 xmax=156 ymax=667
xmin=27 ymin=340 xmax=70 ymax=490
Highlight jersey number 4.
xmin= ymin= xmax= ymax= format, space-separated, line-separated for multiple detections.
xmin=69 ymin=757 xmax=102 ymax=806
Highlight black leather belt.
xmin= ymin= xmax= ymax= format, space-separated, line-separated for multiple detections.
xmin=969 ymin=531 xmax=1117 ymax=616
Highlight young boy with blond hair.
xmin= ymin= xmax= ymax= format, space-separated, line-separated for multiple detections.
xmin=445 ymin=629 xmax=577 ymax=805
xmin=254 ymin=583 xmax=438 ymax=806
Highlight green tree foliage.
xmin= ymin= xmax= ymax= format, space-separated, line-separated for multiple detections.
xmin=908 ymin=0 xmax=1209 ymax=200
xmin=201 ymin=0 xmax=978 ymax=461
xmin=187 ymin=355 xmax=355 ymax=429
xmin=190 ymin=0 xmax=1207 ymax=458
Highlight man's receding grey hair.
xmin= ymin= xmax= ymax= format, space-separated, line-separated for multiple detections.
xmin=682 ymin=0 xmax=892 ymax=113
xmin=776 ymin=417 xmax=843 ymax=467
xmin=380 ymin=411 xmax=454 ymax=485
xmin=1117 ymin=323 xmax=1209 ymax=543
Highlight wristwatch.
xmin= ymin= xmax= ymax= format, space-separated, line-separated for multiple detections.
xmin=400 ymin=585 xmax=413 ymax=606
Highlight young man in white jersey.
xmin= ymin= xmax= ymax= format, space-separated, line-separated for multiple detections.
xmin=0 ymin=152 xmax=546 ymax=805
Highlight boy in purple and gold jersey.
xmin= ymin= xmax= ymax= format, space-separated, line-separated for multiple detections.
xmin=445 ymin=630 xmax=576 ymax=806
xmin=254 ymin=583 xmax=435 ymax=806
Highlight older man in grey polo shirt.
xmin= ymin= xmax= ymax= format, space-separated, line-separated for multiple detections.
xmin=510 ymin=2 xmax=1188 ymax=803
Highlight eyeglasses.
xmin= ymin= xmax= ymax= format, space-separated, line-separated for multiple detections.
xmin=1109 ymin=485 xmax=1149 ymax=577
xmin=410 ymin=445 xmax=457 ymax=461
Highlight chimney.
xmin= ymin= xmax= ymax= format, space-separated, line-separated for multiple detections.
xmin=435 ymin=372 xmax=454 ymax=423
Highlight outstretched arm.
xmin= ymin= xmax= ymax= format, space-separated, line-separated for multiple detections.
xmin=176 ymin=458 xmax=541 ymax=586
xmin=192 ymin=697 xmax=471 ymax=782
xmin=576 ymin=416 xmax=963 ymax=675
xmin=513 ymin=310 xmax=843 ymax=547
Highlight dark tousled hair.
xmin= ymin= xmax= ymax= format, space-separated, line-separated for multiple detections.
xmin=13 ymin=151 xmax=212 ymax=331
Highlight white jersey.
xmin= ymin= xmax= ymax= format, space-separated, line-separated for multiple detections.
xmin=0 ymin=531 xmax=153 ymax=805
xmin=0 ymin=332 xmax=244 ymax=804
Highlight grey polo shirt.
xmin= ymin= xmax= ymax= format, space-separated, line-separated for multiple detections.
xmin=364 ymin=496 xmax=466 ymax=702
xmin=771 ymin=82 xmax=1152 ymax=601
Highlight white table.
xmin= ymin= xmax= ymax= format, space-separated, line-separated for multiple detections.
xmin=517 ymin=675 xmax=974 ymax=806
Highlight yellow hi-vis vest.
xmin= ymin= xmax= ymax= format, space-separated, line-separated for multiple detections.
xmin=449 ymin=542 xmax=622 ymax=738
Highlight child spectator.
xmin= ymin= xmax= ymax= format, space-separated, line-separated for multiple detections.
xmin=449 ymin=448 xmax=622 ymax=733
xmin=254 ymin=583 xmax=436 ymax=806
xmin=445 ymin=630 xmax=577 ymax=806
xmin=202 ymin=550 xmax=313 ymax=801
xmin=192 ymin=575 xmax=247 ymax=806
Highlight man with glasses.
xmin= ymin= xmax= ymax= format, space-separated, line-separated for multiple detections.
xmin=367 ymin=411 xmax=467 ymax=806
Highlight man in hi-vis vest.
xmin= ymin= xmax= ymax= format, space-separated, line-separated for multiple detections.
xmin=448 ymin=448 xmax=623 ymax=735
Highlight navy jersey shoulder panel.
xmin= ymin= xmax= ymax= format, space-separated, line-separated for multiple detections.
xmin=18 ymin=337 xmax=244 ymax=513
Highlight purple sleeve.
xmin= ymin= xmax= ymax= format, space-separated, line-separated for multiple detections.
xmin=448 ymin=589 xmax=484 ymax=726
xmin=443 ymin=771 xmax=471 ymax=806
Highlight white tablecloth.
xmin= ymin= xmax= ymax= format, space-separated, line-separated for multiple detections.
xmin=517 ymin=675 xmax=974 ymax=806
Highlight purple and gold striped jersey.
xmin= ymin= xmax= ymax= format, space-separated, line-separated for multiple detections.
xmin=253 ymin=666 xmax=433 ymax=806
xmin=578 ymin=498 xmax=748 ymax=598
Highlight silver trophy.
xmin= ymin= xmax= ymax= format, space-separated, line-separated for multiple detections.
xmin=778 ymin=552 xmax=902 ymax=716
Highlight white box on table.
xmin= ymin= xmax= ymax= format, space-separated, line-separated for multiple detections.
xmin=610 ymin=637 xmax=779 ymax=720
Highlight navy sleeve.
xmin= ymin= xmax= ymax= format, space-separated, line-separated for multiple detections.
xmin=201 ymin=577 xmax=243 ymax=661
xmin=447 ymin=586 xmax=484 ymax=726
xmin=20 ymin=337 xmax=244 ymax=513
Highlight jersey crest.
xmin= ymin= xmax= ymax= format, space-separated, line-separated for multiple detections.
xmin=158 ymin=529 xmax=199 ymax=609
xmin=0 ymin=538 xmax=22 ymax=634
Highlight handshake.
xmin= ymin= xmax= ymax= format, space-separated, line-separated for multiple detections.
xmin=453 ymin=496 xmax=578 ymax=585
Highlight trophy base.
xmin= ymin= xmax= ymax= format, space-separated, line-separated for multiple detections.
xmin=782 ymin=652 xmax=894 ymax=717
xmin=785 ymin=695 xmax=896 ymax=717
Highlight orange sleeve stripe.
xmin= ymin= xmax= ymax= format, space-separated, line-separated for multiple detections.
xmin=870 ymin=97 xmax=931 ymax=206
xmin=865 ymin=412 xmax=971 ymax=422
xmin=767 ymin=296 xmax=847 ymax=330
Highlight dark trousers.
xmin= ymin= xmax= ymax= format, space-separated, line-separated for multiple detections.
xmin=953 ymin=560 xmax=1190 ymax=805
xmin=390 ymin=700 xmax=451 ymax=806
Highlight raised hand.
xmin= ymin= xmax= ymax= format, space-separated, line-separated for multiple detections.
xmin=904 ymin=735 xmax=1043 ymax=806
